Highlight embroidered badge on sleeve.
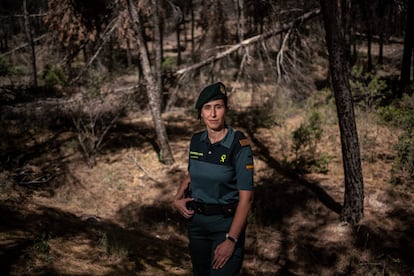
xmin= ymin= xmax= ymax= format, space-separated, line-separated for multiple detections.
xmin=239 ymin=138 xmax=250 ymax=147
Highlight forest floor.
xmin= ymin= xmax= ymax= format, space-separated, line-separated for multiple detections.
xmin=1 ymin=92 xmax=413 ymax=275
xmin=1 ymin=44 xmax=414 ymax=275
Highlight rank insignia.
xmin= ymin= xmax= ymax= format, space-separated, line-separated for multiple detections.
xmin=239 ymin=138 xmax=250 ymax=147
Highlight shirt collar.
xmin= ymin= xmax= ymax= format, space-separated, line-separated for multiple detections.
xmin=200 ymin=126 xmax=234 ymax=148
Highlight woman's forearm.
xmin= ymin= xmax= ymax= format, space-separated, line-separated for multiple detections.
xmin=227 ymin=190 xmax=253 ymax=240
xmin=174 ymin=174 xmax=190 ymax=201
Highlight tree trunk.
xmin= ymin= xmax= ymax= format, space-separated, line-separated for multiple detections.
xmin=126 ymin=40 xmax=132 ymax=67
xmin=234 ymin=0 xmax=245 ymax=42
xmin=377 ymin=0 xmax=388 ymax=65
xmin=176 ymin=23 xmax=182 ymax=65
xmin=320 ymin=0 xmax=364 ymax=225
xmin=23 ymin=0 xmax=38 ymax=87
xmin=399 ymin=0 xmax=414 ymax=97
xmin=127 ymin=0 xmax=174 ymax=165
xmin=152 ymin=0 xmax=163 ymax=108
xmin=360 ymin=1 xmax=373 ymax=71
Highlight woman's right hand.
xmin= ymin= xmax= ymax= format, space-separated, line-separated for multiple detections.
xmin=173 ymin=197 xmax=195 ymax=219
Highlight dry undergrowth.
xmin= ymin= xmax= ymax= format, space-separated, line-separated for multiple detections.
xmin=1 ymin=96 xmax=413 ymax=275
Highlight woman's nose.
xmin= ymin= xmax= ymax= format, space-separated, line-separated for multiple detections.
xmin=210 ymin=108 xmax=216 ymax=117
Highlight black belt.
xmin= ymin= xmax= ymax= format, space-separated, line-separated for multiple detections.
xmin=187 ymin=201 xmax=238 ymax=217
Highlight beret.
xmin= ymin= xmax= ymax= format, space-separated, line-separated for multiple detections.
xmin=195 ymin=82 xmax=227 ymax=109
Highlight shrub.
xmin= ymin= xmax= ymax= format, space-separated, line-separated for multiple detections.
xmin=392 ymin=130 xmax=414 ymax=186
xmin=70 ymin=97 xmax=121 ymax=167
xmin=0 ymin=55 xmax=11 ymax=76
xmin=291 ymin=111 xmax=328 ymax=173
xmin=98 ymin=231 xmax=128 ymax=259
xmin=162 ymin=56 xmax=176 ymax=70
xmin=350 ymin=65 xmax=390 ymax=108
xmin=378 ymin=94 xmax=414 ymax=186
xmin=32 ymin=231 xmax=53 ymax=263
xmin=42 ymin=64 xmax=68 ymax=86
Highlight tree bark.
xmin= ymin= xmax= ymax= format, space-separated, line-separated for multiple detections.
xmin=152 ymin=0 xmax=163 ymax=108
xmin=190 ymin=0 xmax=195 ymax=62
xmin=399 ymin=0 xmax=414 ymax=97
xmin=320 ymin=0 xmax=364 ymax=225
xmin=23 ymin=0 xmax=38 ymax=87
xmin=127 ymin=0 xmax=174 ymax=165
xmin=360 ymin=0 xmax=373 ymax=71
xmin=234 ymin=0 xmax=245 ymax=42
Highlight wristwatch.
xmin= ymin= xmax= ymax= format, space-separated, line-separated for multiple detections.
xmin=225 ymin=233 xmax=237 ymax=243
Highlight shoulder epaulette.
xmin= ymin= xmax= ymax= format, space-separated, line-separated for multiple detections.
xmin=239 ymin=138 xmax=250 ymax=147
xmin=234 ymin=130 xmax=250 ymax=147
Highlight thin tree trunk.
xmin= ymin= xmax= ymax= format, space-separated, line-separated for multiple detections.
xmin=234 ymin=0 xmax=244 ymax=42
xmin=190 ymin=0 xmax=195 ymax=62
xmin=360 ymin=0 xmax=373 ymax=71
xmin=399 ymin=0 xmax=414 ymax=97
xmin=23 ymin=0 xmax=38 ymax=87
xmin=127 ymin=0 xmax=174 ymax=165
xmin=320 ymin=0 xmax=364 ymax=225
xmin=377 ymin=0 xmax=387 ymax=65
xmin=126 ymin=39 xmax=132 ymax=67
xmin=152 ymin=0 xmax=163 ymax=108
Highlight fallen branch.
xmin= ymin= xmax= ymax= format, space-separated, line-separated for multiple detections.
xmin=3 ymin=33 xmax=48 ymax=56
xmin=127 ymin=153 xmax=162 ymax=184
xmin=175 ymin=8 xmax=320 ymax=76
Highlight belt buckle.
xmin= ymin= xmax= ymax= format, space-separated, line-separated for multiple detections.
xmin=222 ymin=204 xmax=236 ymax=217
xmin=196 ymin=204 xmax=205 ymax=214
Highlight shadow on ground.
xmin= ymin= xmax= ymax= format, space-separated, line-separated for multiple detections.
xmin=1 ymin=93 xmax=414 ymax=275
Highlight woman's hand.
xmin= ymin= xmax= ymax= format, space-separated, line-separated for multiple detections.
xmin=173 ymin=197 xmax=195 ymax=219
xmin=212 ymin=239 xmax=235 ymax=269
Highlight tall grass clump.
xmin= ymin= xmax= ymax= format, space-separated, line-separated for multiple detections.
xmin=98 ymin=231 xmax=129 ymax=260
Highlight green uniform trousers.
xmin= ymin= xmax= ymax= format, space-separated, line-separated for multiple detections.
xmin=188 ymin=214 xmax=245 ymax=276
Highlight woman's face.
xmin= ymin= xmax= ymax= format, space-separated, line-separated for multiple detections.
xmin=201 ymin=99 xmax=227 ymax=131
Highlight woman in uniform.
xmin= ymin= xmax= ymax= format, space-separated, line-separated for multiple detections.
xmin=173 ymin=82 xmax=254 ymax=275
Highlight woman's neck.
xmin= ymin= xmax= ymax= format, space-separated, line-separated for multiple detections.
xmin=207 ymin=127 xmax=228 ymax=144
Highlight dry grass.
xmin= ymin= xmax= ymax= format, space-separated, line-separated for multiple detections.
xmin=1 ymin=94 xmax=413 ymax=275
xmin=1 ymin=39 xmax=414 ymax=274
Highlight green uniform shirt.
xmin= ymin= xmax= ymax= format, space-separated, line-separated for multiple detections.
xmin=188 ymin=126 xmax=254 ymax=205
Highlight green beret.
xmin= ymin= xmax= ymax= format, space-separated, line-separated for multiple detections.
xmin=195 ymin=82 xmax=227 ymax=109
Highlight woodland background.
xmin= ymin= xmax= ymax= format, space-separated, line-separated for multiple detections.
xmin=0 ymin=0 xmax=413 ymax=275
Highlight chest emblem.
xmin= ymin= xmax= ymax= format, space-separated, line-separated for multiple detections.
xmin=220 ymin=154 xmax=227 ymax=163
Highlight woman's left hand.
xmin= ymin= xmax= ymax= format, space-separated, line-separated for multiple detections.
xmin=212 ymin=239 xmax=235 ymax=269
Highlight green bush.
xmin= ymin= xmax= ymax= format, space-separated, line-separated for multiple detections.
xmin=42 ymin=64 xmax=68 ymax=86
xmin=291 ymin=111 xmax=328 ymax=173
xmin=392 ymin=130 xmax=414 ymax=186
xmin=0 ymin=55 xmax=11 ymax=76
xmin=162 ymin=56 xmax=176 ymax=70
xmin=350 ymin=65 xmax=390 ymax=107
xmin=378 ymin=94 xmax=414 ymax=186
